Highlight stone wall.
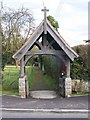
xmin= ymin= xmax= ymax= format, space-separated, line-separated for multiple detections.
xmin=72 ymin=79 xmax=90 ymax=93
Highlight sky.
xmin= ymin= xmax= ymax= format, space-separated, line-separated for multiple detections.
xmin=1 ymin=0 xmax=89 ymax=47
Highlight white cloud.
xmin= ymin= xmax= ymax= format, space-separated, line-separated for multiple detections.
xmin=2 ymin=0 xmax=88 ymax=46
xmin=60 ymin=29 xmax=87 ymax=46
xmin=55 ymin=1 xmax=88 ymax=46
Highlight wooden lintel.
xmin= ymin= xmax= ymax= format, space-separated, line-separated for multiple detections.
xmin=26 ymin=50 xmax=65 ymax=56
xmin=24 ymin=50 xmax=66 ymax=65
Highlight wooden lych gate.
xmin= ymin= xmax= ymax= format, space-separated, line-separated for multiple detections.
xmin=13 ymin=7 xmax=78 ymax=98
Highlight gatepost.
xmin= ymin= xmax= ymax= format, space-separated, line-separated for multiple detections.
xmin=65 ymin=57 xmax=72 ymax=97
xmin=19 ymin=75 xmax=29 ymax=98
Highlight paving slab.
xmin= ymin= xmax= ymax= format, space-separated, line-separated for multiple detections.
xmin=30 ymin=90 xmax=57 ymax=99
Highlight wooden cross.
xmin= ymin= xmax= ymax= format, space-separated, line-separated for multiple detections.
xmin=42 ymin=7 xmax=49 ymax=21
xmin=41 ymin=7 xmax=49 ymax=34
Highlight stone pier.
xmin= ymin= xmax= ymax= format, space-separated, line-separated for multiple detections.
xmin=65 ymin=77 xmax=72 ymax=97
xmin=19 ymin=75 xmax=29 ymax=98
xmin=59 ymin=77 xmax=72 ymax=97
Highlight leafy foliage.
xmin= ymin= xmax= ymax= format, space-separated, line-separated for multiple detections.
xmin=47 ymin=15 xmax=59 ymax=31
xmin=43 ymin=44 xmax=89 ymax=81
xmin=71 ymin=45 xmax=89 ymax=80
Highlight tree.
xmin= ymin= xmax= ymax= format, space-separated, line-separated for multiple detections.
xmin=71 ymin=45 xmax=90 ymax=80
xmin=47 ymin=15 xmax=59 ymax=31
xmin=1 ymin=5 xmax=35 ymax=69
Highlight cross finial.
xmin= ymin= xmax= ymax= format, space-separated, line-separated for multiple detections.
xmin=41 ymin=7 xmax=49 ymax=34
xmin=41 ymin=7 xmax=49 ymax=21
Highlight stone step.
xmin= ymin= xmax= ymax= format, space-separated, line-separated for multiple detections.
xmin=30 ymin=90 xmax=57 ymax=99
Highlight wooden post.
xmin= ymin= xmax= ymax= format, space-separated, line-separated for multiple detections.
xmin=19 ymin=56 xmax=29 ymax=98
xmin=42 ymin=34 xmax=47 ymax=46
xmin=20 ymin=57 xmax=25 ymax=77
xmin=66 ymin=57 xmax=70 ymax=78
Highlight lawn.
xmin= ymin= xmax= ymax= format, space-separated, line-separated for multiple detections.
xmin=1 ymin=65 xmax=32 ymax=95
xmin=1 ymin=65 xmax=58 ymax=96
xmin=1 ymin=65 xmax=89 ymax=96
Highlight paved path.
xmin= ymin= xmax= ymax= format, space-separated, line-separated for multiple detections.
xmin=1 ymin=95 xmax=89 ymax=110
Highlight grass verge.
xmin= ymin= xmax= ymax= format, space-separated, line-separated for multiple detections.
xmin=71 ymin=91 xmax=90 ymax=96
xmin=1 ymin=66 xmax=58 ymax=96
xmin=1 ymin=65 xmax=32 ymax=96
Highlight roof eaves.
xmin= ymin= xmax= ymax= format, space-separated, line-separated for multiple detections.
xmin=46 ymin=19 xmax=78 ymax=59
xmin=12 ymin=21 xmax=44 ymax=61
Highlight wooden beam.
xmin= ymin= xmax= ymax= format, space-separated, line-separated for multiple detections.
xmin=47 ymin=40 xmax=55 ymax=48
xmin=66 ymin=57 xmax=70 ymax=78
xmin=24 ymin=50 xmax=66 ymax=65
xmin=42 ymin=34 xmax=47 ymax=46
xmin=25 ymin=55 xmax=32 ymax=65
xmin=26 ymin=50 xmax=64 ymax=56
xmin=35 ymin=41 xmax=43 ymax=50
xmin=20 ymin=57 xmax=25 ymax=77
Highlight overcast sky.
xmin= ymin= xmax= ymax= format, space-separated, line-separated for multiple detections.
xmin=1 ymin=0 xmax=89 ymax=46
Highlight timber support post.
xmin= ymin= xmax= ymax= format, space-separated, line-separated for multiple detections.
xmin=20 ymin=57 xmax=25 ymax=77
xmin=19 ymin=57 xmax=29 ymax=98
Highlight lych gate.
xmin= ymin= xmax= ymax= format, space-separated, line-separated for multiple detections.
xmin=13 ymin=7 xmax=78 ymax=98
